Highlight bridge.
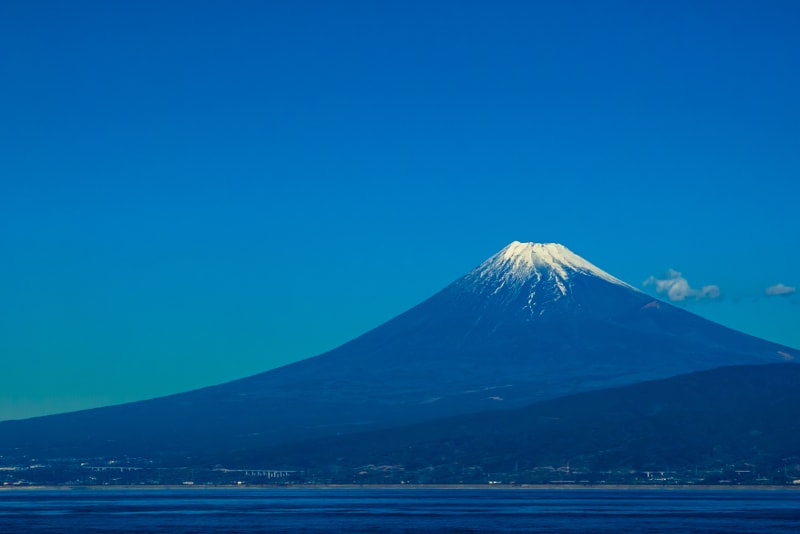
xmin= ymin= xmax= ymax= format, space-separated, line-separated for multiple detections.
xmin=81 ymin=465 xmax=297 ymax=479
xmin=83 ymin=466 xmax=143 ymax=472
xmin=214 ymin=468 xmax=297 ymax=479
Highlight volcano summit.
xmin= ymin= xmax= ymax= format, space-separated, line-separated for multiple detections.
xmin=0 ymin=241 xmax=795 ymax=462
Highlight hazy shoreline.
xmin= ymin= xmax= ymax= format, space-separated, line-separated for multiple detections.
xmin=3 ymin=484 xmax=800 ymax=492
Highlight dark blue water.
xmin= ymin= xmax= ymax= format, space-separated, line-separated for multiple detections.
xmin=1 ymin=488 xmax=799 ymax=533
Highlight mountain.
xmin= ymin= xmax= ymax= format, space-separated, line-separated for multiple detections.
xmin=0 ymin=241 xmax=795 ymax=462
xmin=250 ymin=363 xmax=800 ymax=480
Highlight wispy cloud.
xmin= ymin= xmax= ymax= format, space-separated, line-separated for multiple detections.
xmin=643 ymin=269 xmax=721 ymax=302
xmin=765 ymin=283 xmax=796 ymax=297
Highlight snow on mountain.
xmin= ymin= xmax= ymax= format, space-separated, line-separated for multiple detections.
xmin=477 ymin=241 xmax=632 ymax=289
xmin=460 ymin=241 xmax=635 ymax=312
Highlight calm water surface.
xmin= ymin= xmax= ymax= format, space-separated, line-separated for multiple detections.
xmin=1 ymin=488 xmax=799 ymax=533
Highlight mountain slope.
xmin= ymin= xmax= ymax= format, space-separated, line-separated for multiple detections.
xmin=246 ymin=363 xmax=800 ymax=478
xmin=0 ymin=241 xmax=795 ymax=461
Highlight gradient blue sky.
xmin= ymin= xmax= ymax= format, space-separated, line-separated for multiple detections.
xmin=2 ymin=1 xmax=799 ymax=421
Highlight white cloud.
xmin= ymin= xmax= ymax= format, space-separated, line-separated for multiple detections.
xmin=765 ymin=283 xmax=796 ymax=296
xmin=700 ymin=285 xmax=721 ymax=299
xmin=643 ymin=269 xmax=721 ymax=302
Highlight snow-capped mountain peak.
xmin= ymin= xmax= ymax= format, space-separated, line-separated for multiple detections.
xmin=463 ymin=241 xmax=634 ymax=302
xmin=497 ymin=241 xmax=630 ymax=286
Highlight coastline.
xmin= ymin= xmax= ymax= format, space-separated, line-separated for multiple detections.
xmin=3 ymin=483 xmax=800 ymax=491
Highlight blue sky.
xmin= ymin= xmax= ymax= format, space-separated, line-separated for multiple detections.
xmin=2 ymin=1 xmax=798 ymax=421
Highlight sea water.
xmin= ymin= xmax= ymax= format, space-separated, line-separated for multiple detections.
xmin=1 ymin=488 xmax=799 ymax=533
